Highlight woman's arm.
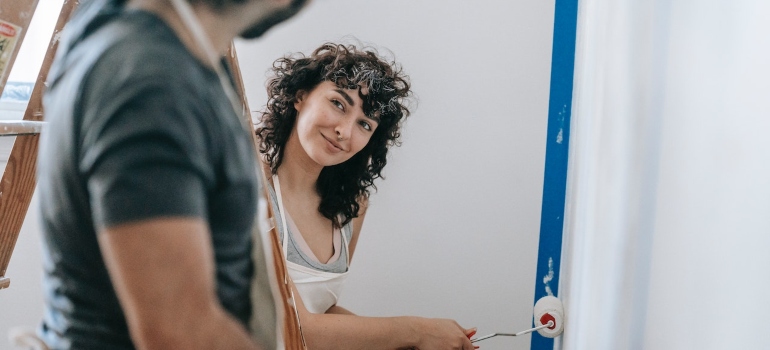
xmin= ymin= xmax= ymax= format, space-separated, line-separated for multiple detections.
xmin=297 ymin=197 xmax=475 ymax=350
xmin=326 ymin=305 xmax=356 ymax=315
xmin=291 ymin=279 xmax=474 ymax=350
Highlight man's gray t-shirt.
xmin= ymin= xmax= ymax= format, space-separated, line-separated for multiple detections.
xmin=37 ymin=2 xmax=258 ymax=348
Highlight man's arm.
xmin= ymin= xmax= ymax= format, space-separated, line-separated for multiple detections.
xmin=98 ymin=218 xmax=261 ymax=349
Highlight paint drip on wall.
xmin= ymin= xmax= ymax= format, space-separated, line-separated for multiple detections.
xmin=543 ymin=257 xmax=554 ymax=296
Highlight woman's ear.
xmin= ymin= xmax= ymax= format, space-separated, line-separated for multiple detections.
xmin=294 ymin=90 xmax=307 ymax=111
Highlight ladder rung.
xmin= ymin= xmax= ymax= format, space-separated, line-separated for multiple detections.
xmin=0 ymin=121 xmax=45 ymax=136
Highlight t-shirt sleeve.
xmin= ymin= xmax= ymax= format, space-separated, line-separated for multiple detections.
xmin=79 ymin=60 xmax=215 ymax=229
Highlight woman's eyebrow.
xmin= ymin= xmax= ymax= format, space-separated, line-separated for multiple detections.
xmin=334 ymin=88 xmax=379 ymax=122
xmin=334 ymin=89 xmax=356 ymax=106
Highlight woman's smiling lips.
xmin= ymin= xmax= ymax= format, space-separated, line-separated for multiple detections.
xmin=322 ymin=133 xmax=345 ymax=152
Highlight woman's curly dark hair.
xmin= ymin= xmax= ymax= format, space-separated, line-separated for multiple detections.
xmin=256 ymin=42 xmax=413 ymax=228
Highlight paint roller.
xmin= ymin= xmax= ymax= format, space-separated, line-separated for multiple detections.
xmin=470 ymin=296 xmax=564 ymax=343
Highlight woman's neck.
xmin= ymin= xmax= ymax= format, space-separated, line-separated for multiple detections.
xmin=277 ymin=132 xmax=323 ymax=195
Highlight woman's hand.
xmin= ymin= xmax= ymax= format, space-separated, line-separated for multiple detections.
xmin=412 ymin=317 xmax=477 ymax=350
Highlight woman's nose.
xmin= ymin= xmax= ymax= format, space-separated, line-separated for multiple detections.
xmin=334 ymin=120 xmax=354 ymax=141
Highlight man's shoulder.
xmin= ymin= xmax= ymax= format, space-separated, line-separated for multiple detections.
xmin=54 ymin=8 xmax=197 ymax=90
xmin=69 ymin=12 xmax=215 ymax=122
xmin=91 ymin=13 xmax=198 ymax=84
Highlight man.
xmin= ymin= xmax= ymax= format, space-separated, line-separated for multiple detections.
xmin=36 ymin=0 xmax=308 ymax=348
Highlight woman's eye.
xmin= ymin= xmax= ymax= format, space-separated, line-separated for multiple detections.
xmin=360 ymin=121 xmax=372 ymax=131
xmin=332 ymin=99 xmax=345 ymax=111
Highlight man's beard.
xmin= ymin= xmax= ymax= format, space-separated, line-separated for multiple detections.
xmin=239 ymin=0 xmax=309 ymax=39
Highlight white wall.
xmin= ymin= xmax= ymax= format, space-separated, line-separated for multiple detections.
xmin=236 ymin=2 xmax=555 ymax=349
xmin=644 ymin=1 xmax=770 ymax=348
xmin=1 ymin=1 xmax=556 ymax=350
xmin=560 ymin=0 xmax=770 ymax=349
xmin=0 ymin=193 xmax=43 ymax=350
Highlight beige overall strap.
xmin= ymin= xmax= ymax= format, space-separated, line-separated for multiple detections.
xmin=0 ymin=0 xmax=79 ymax=290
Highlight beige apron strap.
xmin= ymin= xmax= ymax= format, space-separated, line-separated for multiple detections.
xmin=272 ymin=174 xmax=292 ymax=256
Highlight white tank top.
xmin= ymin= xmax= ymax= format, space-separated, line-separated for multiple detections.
xmin=273 ymin=175 xmax=350 ymax=314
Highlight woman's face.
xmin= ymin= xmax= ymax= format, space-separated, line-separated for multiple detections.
xmin=291 ymin=81 xmax=380 ymax=167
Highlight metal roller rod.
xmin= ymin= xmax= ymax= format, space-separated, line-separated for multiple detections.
xmin=0 ymin=121 xmax=45 ymax=136
xmin=470 ymin=321 xmax=554 ymax=343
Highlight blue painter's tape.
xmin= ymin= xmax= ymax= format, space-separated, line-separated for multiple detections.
xmin=531 ymin=0 xmax=578 ymax=349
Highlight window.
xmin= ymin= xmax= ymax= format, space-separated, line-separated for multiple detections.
xmin=1 ymin=0 xmax=65 ymax=109
xmin=1 ymin=0 xmax=64 ymax=163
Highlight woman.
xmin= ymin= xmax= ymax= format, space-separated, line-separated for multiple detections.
xmin=254 ymin=42 xmax=477 ymax=350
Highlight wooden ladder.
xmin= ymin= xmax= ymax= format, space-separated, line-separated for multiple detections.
xmin=0 ymin=0 xmax=77 ymax=291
